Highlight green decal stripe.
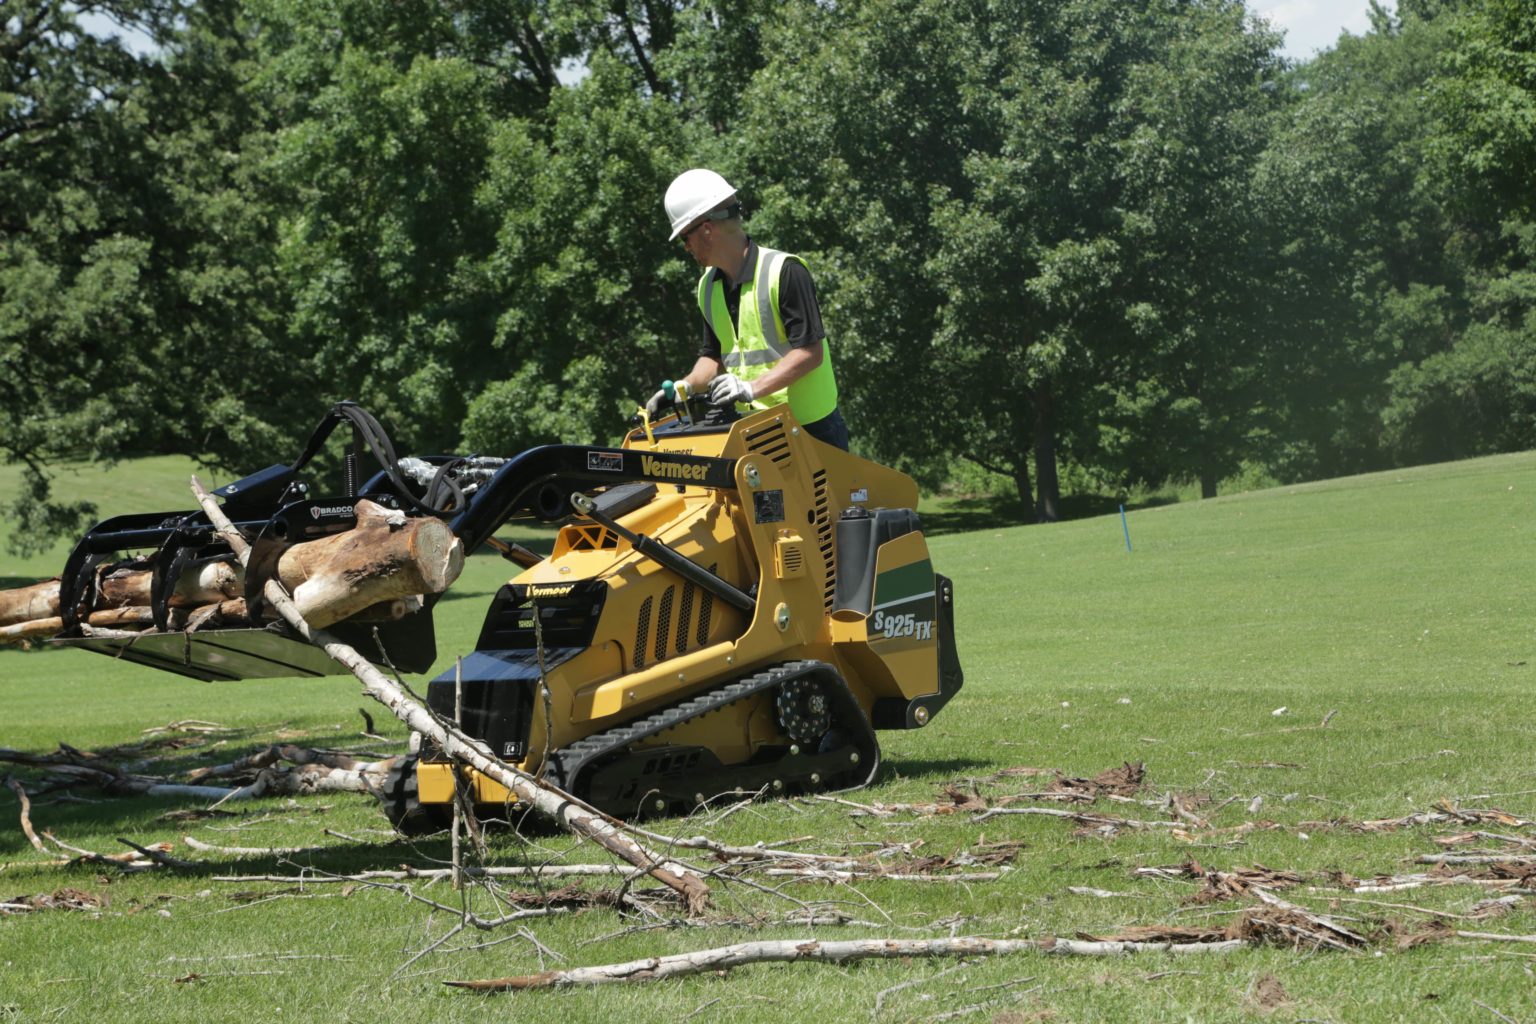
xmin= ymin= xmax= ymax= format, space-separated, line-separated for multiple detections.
xmin=873 ymin=559 xmax=933 ymax=606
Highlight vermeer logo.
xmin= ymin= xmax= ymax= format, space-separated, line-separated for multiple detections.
xmin=527 ymin=584 xmax=575 ymax=598
xmin=640 ymin=454 xmax=708 ymax=481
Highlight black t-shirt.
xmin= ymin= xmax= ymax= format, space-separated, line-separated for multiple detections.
xmin=698 ymin=240 xmax=826 ymax=360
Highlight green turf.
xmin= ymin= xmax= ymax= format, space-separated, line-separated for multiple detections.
xmin=0 ymin=456 xmax=213 ymax=584
xmin=3 ymin=451 xmax=1535 ymax=1022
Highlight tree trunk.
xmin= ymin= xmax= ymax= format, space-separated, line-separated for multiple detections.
xmin=1011 ymin=459 xmax=1034 ymax=515
xmin=1032 ymin=382 xmax=1061 ymax=523
xmin=1200 ymin=468 xmax=1218 ymax=499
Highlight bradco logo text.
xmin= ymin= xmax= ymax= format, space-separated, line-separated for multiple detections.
xmin=310 ymin=504 xmax=355 ymax=519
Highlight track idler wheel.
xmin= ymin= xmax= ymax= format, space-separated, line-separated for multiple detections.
xmin=776 ymin=677 xmax=831 ymax=744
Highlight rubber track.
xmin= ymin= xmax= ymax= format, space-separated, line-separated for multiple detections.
xmin=545 ymin=660 xmax=824 ymax=793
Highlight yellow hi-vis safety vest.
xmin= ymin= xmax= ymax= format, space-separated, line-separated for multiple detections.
xmin=697 ymin=246 xmax=838 ymax=425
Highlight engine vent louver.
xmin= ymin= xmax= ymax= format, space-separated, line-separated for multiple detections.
xmin=636 ymin=567 xmax=717 ymax=671
xmin=743 ymin=420 xmax=792 ymax=466
xmin=675 ymin=581 xmax=696 ymax=655
xmin=655 ymin=585 xmax=675 ymax=664
xmin=696 ymin=564 xmax=715 ymax=647
xmin=812 ymin=469 xmax=835 ymax=611
xmin=634 ymin=596 xmax=653 ymax=670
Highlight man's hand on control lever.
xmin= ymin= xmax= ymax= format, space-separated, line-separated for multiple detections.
xmin=709 ymin=373 xmax=753 ymax=406
xmin=644 ymin=387 xmax=669 ymax=420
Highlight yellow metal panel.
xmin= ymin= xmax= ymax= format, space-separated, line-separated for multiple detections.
xmin=471 ymin=772 xmax=514 ymax=805
xmin=417 ymin=762 xmax=519 ymax=810
xmin=417 ymin=762 xmax=457 ymax=805
xmin=579 ymin=640 xmax=739 ymax=720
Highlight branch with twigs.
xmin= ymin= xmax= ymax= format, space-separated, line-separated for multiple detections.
xmin=188 ymin=475 xmax=710 ymax=914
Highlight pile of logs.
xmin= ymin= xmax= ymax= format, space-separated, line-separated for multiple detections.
xmin=0 ymin=499 xmax=463 ymax=644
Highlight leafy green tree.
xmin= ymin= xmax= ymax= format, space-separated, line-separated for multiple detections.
xmin=1252 ymin=9 xmax=1463 ymax=479
xmin=1432 ymin=0 xmax=1535 ymax=220
xmin=1 ymin=1 xmax=188 ymax=552
xmin=1381 ymin=0 xmax=1536 ymax=461
xmin=739 ymin=0 xmax=1282 ymax=517
xmin=246 ymin=0 xmax=757 ymax=456
xmin=731 ymin=0 xmax=971 ymax=488
xmin=464 ymin=54 xmax=693 ymax=451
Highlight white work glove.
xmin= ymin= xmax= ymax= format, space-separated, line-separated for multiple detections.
xmin=644 ymin=388 xmax=668 ymax=419
xmin=709 ymin=373 xmax=754 ymax=406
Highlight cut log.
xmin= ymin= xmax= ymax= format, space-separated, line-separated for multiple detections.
xmin=0 ymin=498 xmax=461 ymax=638
xmin=0 ymin=607 xmax=157 ymax=643
xmin=0 ymin=579 xmax=62 ymax=627
xmin=0 ymin=563 xmax=241 ymax=629
xmin=274 ymin=499 xmax=461 ymax=629
xmin=96 ymin=559 xmax=242 ymax=610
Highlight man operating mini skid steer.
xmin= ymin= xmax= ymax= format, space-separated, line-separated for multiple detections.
xmin=646 ymin=168 xmax=850 ymax=451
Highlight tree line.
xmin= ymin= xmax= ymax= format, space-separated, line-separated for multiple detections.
xmin=2 ymin=0 xmax=1531 ymax=550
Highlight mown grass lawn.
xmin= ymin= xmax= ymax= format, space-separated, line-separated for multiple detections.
xmin=2 ymin=451 xmax=1534 ymax=1023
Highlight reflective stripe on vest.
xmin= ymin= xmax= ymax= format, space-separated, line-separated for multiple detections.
xmin=696 ymin=246 xmax=837 ymax=424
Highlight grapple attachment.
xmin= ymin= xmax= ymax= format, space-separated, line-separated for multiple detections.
xmin=44 ymin=403 xmax=448 ymax=681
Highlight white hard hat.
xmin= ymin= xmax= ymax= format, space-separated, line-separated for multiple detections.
xmin=664 ymin=168 xmax=738 ymax=241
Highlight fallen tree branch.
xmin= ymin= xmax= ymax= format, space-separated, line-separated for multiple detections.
xmin=1358 ymin=807 xmax=1535 ymax=832
xmin=5 ymin=776 xmax=46 ymax=853
xmin=619 ymin=827 xmax=871 ymax=866
xmin=43 ymin=833 xmax=169 ymax=873
xmin=38 ymin=765 xmax=238 ymax=801
xmin=211 ymin=864 xmax=639 ymax=884
xmin=117 ymin=837 xmax=199 ymax=870
xmin=214 ymin=760 xmax=395 ymax=804
xmin=757 ymin=868 xmax=1006 ymax=883
xmin=183 ymin=837 xmax=332 ymax=859
xmin=1245 ymin=886 xmax=1367 ymax=950
xmin=1453 ymin=930 xmax=1536 ymax=945
xmin=188 ymin=744 xmax=380 ymax=782
xmin=143 ymin=720 xmax=229 ymax=736
xmin=971 ymin=806 xmax=1181 ymax=830
xmin=190 ymin=476 xmax=709 ymax=913
xmin=1436 ymin=830 xmax=1536 ymax=850
xmin=1349 ymin=872 xmax=1534 ymax=894
xmin=444 ymin=935 xmax=1245 ymax=991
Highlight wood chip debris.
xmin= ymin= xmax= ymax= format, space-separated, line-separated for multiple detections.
xmin=1133 ymin=861 xmax=1304 ymax=903
xmin=1354 ymin=801 xmax=1533 ymax=832
xmin=1 ymin=888 xmax=106 ymax=915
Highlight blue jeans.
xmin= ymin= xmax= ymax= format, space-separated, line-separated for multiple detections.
xmin=802 ymin=408 xmax=850 ymax=451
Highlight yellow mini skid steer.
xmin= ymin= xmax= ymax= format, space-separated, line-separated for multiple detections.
xmin=46 ymin=399 xmax=962 ymax=828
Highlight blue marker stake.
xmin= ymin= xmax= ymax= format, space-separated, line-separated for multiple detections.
xmin=1120 ymin=504 xmax=1133 ymax=552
